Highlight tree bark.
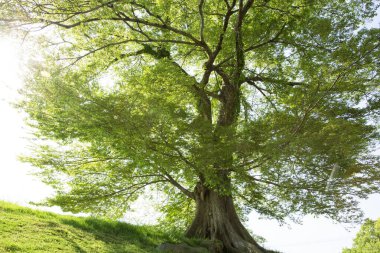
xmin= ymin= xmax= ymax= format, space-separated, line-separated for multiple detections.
xmin=185 ymin=181 xmax=268 ymax=253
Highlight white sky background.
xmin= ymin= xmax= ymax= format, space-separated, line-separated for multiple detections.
xmin=0 ymin=38 xmax=55 ymax=203
xmin=0 ymin=12 xmax=379 ymax=253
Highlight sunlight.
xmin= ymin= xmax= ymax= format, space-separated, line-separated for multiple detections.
xmin=0 ymin=36 xmax=54 ymax=204
xmin=0 ymin=38 xmax=21 ymax=92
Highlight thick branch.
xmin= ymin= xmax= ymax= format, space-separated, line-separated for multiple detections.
xmin=213 ymin=0 xmax=237 ymax=57
xmin=197 ymin=0 xmax=237 ymax=90
xmin=217 ymin=23 xmax=286 ymax=68
xmin=163 ymin=172 xmax=195 ymax=199
xmin=232 ymin=0 xmax=254 ymax=84
xmin=199 ymin=0 xmax=206 ymax=43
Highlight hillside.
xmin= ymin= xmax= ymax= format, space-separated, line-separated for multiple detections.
xmin=0 ymin=201 xmax=180 ymax=253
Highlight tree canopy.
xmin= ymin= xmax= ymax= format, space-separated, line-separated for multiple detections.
xmin=1 ymin=0 xmax=380 ymax=252
xmin=343 ymin=218 xmax=380 ymax=253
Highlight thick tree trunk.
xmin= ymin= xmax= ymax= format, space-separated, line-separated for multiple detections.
xmin=185 ymin=183 xmax=268 ymax=253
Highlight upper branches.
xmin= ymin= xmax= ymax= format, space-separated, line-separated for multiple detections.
xmin=6 ymin=0 xmax=380 ymax=220
xmin=231 ymin=0 xmax=254 ymax=84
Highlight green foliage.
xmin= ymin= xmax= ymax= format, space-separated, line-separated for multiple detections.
xmin=1 ymin=0 xmax=379 ymax=227
xmin=157 ymin=192 xmax=195 ymax=234
xmin=342 ymin=218 xmax=380 ymax=253
xmin=0 ymin=200 xmax=178 ymax=253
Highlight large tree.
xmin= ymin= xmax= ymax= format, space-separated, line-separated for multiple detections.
xmin=1 ymin=0 xmax=380 ymax=252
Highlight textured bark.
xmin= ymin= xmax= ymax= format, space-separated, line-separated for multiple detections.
xmin=185 ymin=182 xmax=268 ymax=253
xmin=187 ymin=3 xmax=264 ymax=249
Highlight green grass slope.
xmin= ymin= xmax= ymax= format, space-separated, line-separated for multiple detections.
xmin=0 ymin=201 xmax=176 ymax=253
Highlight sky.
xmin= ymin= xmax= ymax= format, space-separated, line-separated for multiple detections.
xmin=0 ymin=13 xmax=379 ymax=253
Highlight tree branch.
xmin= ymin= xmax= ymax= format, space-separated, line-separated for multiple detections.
xmin=85 ymin=180 xmax=168 ymax=201
xmin=212 ymin=0 xmax=237 ymax=62
xmin=163 ymin=172 xmax=195 ymax=199
xmin=246 ymin=80 xmax=278 ymax=111
xmin=244 ymin=23 xmax=286 ymax=53
xmin=232 ymin=0 xmax=254 ymax=83
xmin=217 ymin=23 xmax=286 ymax=68
xmin=129 ymin=1 xmax=166 ymax=24
xmin=112 ymin=9 xmax=211 ymax=53
xmin=199 ymin=0 xmax=206 ymax=43
xmin=38 ymin=4 xmax=210 ymax=53
xmin=244 ymin=75 xmax=307 ymax=87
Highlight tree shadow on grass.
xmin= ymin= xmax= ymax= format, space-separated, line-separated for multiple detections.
xmin=58 ymin=217 xmax=174 ymax=253
xmin=42 ymin=221 xmax=88 ymax=253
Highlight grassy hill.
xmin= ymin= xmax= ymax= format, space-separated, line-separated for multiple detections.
xmin=0 ymin=201 xmax=180 ymax=253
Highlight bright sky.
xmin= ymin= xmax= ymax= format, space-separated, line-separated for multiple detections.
xmin=0 ymin=38 xmax=55 ymax=203
xmin=0 ymin=13 xmax=379 ymax=252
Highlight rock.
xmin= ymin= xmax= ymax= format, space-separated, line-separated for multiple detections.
xmin=157 ymin=243 xmax=209 ymax=253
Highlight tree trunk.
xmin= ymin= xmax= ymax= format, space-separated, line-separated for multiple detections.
xmin=185 ymin=183 xmax=268 ymax=253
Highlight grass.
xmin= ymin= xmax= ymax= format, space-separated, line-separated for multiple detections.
xmin=0 ymin=200 xmax=181 ymax=253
